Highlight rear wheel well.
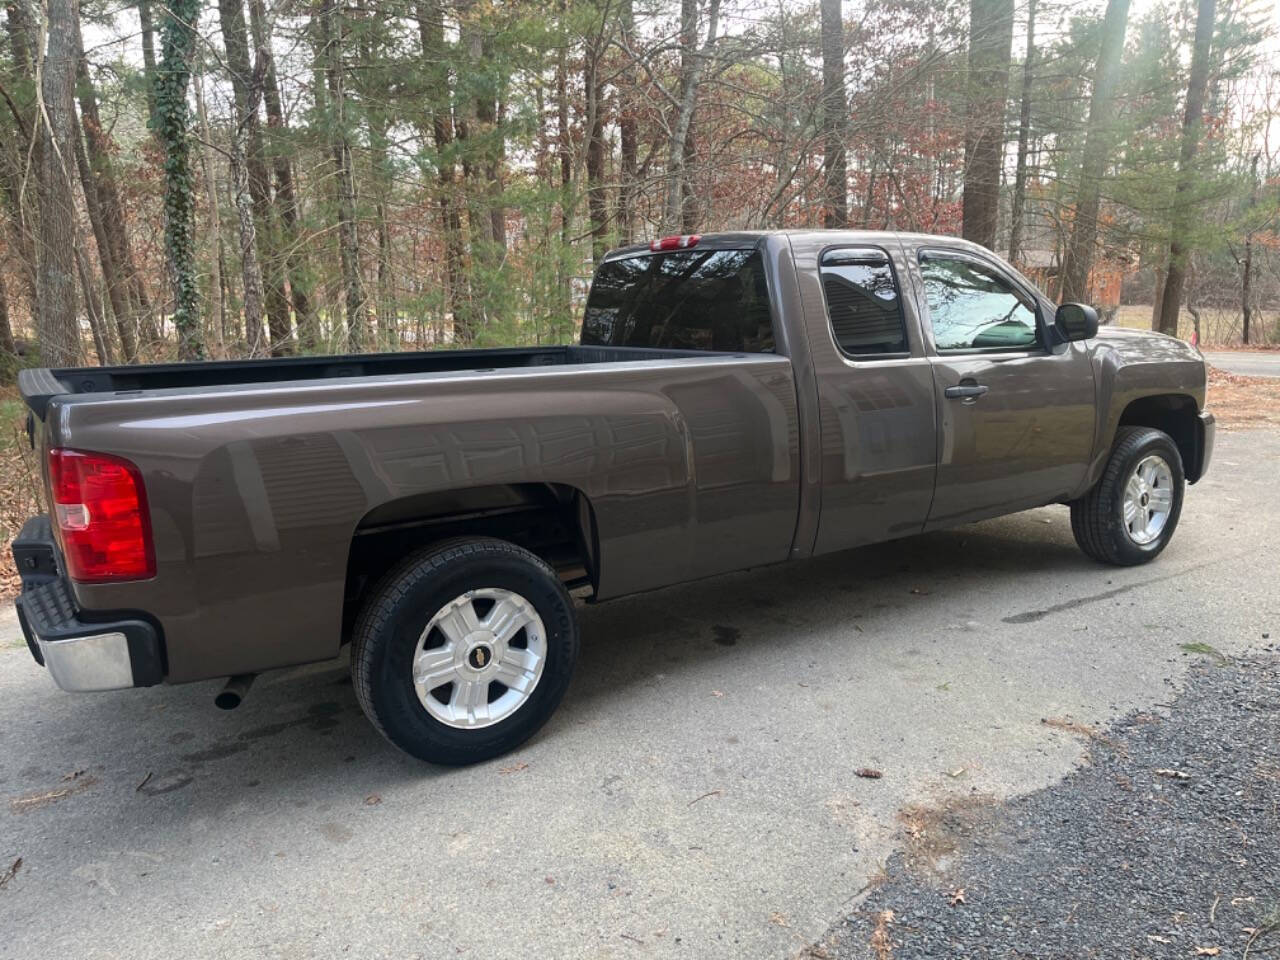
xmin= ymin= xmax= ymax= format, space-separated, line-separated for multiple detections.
xmin=341 ymin=483 xmax=597 ymax=640
xmin=1116 ymin=394 xmax=1203 ymax=482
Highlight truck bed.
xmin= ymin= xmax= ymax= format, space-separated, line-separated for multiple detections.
xmin=17 ymin=344 xmax=723 ymax=419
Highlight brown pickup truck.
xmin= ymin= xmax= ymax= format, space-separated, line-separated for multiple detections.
xmin=13 ymin=230 xmax=1214 ymax=763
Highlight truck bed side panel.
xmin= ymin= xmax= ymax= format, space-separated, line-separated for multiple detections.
xmin=50 ymin=357 xmax=800 ymax=682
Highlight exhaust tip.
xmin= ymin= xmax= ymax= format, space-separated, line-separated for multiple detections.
xmin=215 ymin=673 xmax=256 ymax=710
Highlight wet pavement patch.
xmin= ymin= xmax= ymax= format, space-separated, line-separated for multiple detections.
xmin=816 ymin=652 xmax=1280 ymax=959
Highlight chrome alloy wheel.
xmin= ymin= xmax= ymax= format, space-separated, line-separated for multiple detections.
xmin=1122 ymin=454 xmax=1174 ymax=546
xmin=412 ymin=588 xmax=547 ymax=729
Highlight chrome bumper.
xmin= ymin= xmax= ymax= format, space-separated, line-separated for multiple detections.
xmin=13 ymin=515 xmax=165 ymax=692
xmin=34 ymin=631 xmax=136 ymax=692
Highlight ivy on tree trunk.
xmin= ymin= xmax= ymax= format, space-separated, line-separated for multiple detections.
xmin=154 ymin=0 xmax=205 ymax=360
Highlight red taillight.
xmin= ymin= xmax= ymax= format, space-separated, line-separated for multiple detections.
xmin=649 ymin=234 xmax=700 ymax=252
xmin=48 ymin=449 xmax=155 ymax=583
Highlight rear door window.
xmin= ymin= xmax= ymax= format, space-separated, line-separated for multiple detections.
xmin=581 ymin=248 xmax=775 ymax=352
xmin=819 ymin=247 xmax=908 ymax=357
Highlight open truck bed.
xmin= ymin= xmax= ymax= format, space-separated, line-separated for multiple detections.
xmin=17 ymin=344 xmax=721 ymax=420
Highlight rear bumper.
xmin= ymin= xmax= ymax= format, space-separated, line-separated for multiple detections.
xmin=12 ymin=516 xmax=164 ymax=692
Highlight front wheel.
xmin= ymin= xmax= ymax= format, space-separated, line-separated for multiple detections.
xmin=1070 ymin=426 xmax=1185 ymax=566
xmin=352 ymin=537 xmax=579 ymax=764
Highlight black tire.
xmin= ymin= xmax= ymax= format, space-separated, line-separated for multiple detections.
xmin=351 ymin=537 xmax=579 ymax=764
xmin=1070 ymin=426 xmax=1185 ymax=566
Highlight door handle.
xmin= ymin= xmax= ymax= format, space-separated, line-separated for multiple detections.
xmin=944 ymin=383 xmax=989 ymax=400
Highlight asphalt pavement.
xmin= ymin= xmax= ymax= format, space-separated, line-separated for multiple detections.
xmin=1203 ymin=350 xmax=1280 ymax=378
xmin=2 ymin=427 xmax=1278 ymax=960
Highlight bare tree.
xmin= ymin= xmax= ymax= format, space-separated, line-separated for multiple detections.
xmin=820 ymin=0 xmax=848 ymax=228
xmin=37 ymin=0 xmax=82 ymax=365
xmin=617 ymin=0 xmax=639 ymax=244
xmin=319 ymin=0 xmax=368 ymax=350
xmin=1156 ymin=0 xmax=1216 ymax=337
xmin=1007 ymin=0 xmax=1036 ymax=264
xmin=1059 ymin=0 xmax=1131 ymax=304
xmin=961 ymin=0 xmax=1014 ymax=250
xmin=663 ymin=0 xmax=720 ymax=232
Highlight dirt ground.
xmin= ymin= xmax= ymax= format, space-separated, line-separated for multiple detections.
xmin=1207 ymin=364 xmax=1280 ymax=430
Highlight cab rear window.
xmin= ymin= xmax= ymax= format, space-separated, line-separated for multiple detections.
xmin=581 ymin=248 xmax=775 ymax=353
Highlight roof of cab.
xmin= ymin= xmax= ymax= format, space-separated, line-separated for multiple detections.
xmin=602 ymin=229 xmax=993 ymax=262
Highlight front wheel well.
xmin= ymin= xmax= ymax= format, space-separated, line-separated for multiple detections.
xmin=1115 ymin=394 xmax=1204 ymax=482
xmin=341 ymin=483 xmax=598 ymax=640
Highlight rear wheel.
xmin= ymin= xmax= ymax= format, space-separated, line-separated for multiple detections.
xmin=352 ymin=537 xmax=579 ymax=764
xmin=1070 ymin=426 xmax=1185 ymax=566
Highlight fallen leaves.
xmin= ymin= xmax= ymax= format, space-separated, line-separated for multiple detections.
xmin=1154 ymin=768 xmax=1191 ymax=781
xmin=856 ymin=768 xmax=883 ymax=780
xmin=1195 ymin=948 xmax=1221 ymax=957
xmin=499 ymin=761 xmax=529 ymax=775
xmin=364 ymin=794 xmax=382 ymax=806
xmin=768 ymin=911 xmax=789 ymax=927
xmin=1204 ymin=365 xmax=1280 ymax=431
xmin=948 ymin=887 xmax=966 ymax=907
xmin=869 ymin=909 xmax=895 ymax=960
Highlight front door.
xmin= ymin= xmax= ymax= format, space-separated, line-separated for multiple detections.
xmin=909 ymin=247 xmax=1096 ymax=529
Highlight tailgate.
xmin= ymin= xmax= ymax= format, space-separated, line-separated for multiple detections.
xmin=17 ymin=367 xmax=70 ymax=423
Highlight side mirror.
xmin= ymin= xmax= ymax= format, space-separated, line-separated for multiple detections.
xmin=1055 ymin=302 xmax=1099 ymax=342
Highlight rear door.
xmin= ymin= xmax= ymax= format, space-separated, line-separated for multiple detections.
xmin=788 ymin=233 xmax=938 ymax=555
xmin=906 ymin=245 xmax=1096 ymax=528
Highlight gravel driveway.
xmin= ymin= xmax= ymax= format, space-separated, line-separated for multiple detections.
xmin=816 ymin=652 xmax=1280 ymax=959
xmin=2 ymin=427 xmax=1278 ymax=960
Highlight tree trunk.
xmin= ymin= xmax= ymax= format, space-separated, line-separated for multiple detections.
xmin=38 ymin=0 xmax=82 ymax=366
xmin=249 ymin=0 xmax=314 ymax=345
xmin=1006 ymin=0 xmax=1036 ymax=264
xmin=156 ymin=0 xmax=204 ymax=359
xmin=230 ymin=123 xmax=265 ymax=353
xmin=1241 ymin=152 xmax=1258 ymax=345
xmin=961 ymin=0 xmax=1014 ymax=250
xmin=195 ymin=72 xmax=227 ymax=357
xmin=1156 ymin=0 xmax=1216 ymax=337
xmin=0 ymin=266 xmax=17 ymax=374
xmin=73 ymin=106 xmax=138 ymax=362
xmin=416 ymin=0 xmax=470 ymax=342
xmin=584 ymin=34 xmax=608 ymax=261
xmin=137 ymin=0 xmax=159 ymax=128
xmin=555 ymin=6 xmax=573 ymax=318
xmin=75 ymin=240 xmax=114 ymax=364
xmin=76 ymin=45 xmax=154 ymax=354
xmin=663 ymin=0 xmax=720 ymax=232
xmin=319 ymin=0 xmax=367 ymax=351
xmin=820 ymin=0 xmax=848 ymax=228
xmin=218 ymin=0 xmax=291 ymax=354
xmin=1058 ymin=0 xmax=1130 ymax=304
xmin=368 ymin=99 xmax=396 ymax=348
xmin=3 ymin=0 xmax=43 ymax=334
xmin=617 ymin=0 xmax=638 ymax=244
